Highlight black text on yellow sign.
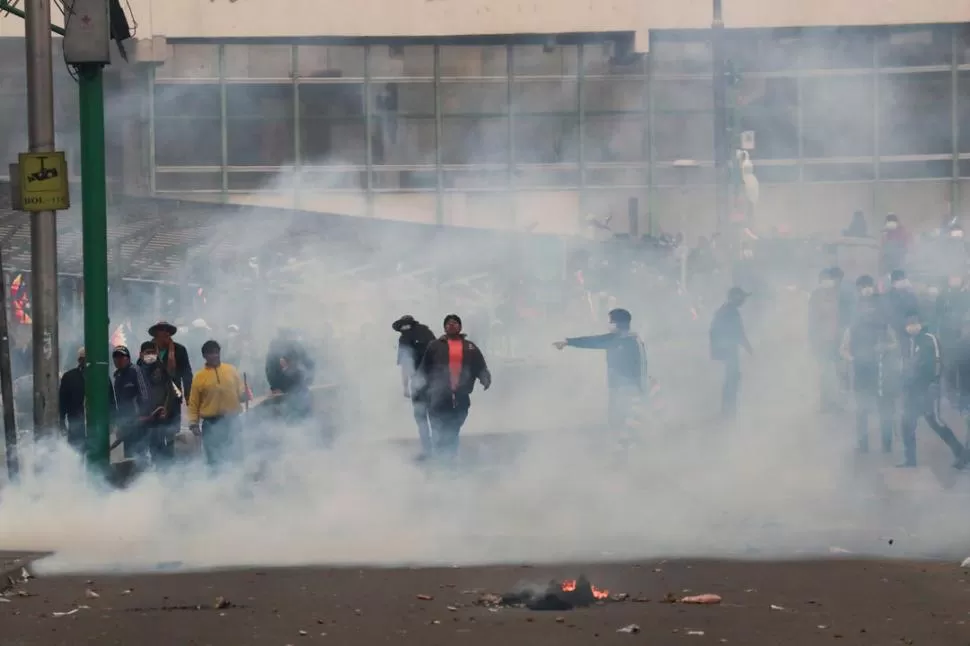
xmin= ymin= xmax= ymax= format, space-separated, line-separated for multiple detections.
xmin=18 ymin=151 xmax=70 ymax=212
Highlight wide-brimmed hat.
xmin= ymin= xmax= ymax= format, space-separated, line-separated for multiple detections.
xmin=148 ymin=321 xmax=178 ymax=336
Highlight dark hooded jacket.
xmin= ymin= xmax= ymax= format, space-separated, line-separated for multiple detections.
xmin=417 ymin=335 xmax=491 ymax=411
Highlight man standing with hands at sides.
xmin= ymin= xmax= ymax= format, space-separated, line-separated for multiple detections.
xmin=553 ymin=308 xmax=648 ymax=431
xmin=149 ymin=322 xmax=193 ymax=423
xmin=710 ymin=287 xmax=754 ymax=420
xmin=392 ymin=315 xmax=437 ymax=460
xmin=416 ymin=315 xmax=491 ymax=463
xmin=188 ymin=340 xmax=250 ymax=469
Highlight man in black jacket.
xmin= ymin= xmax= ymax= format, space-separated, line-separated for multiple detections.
xmin=393 ymin=314 xmax=437 ymax=458
xmin=111 ymin=345 xmax=150 ymax=461
xmin=148 ymin=321 xmax=192 ymax=429
xmin=264 ymin=328 xmax=315 ymax=421
xmin=554 ymin=308 xmax=648 ymax=429
xmin=898 ymin=310 xmax=969 ymax=469
xmin=59 ymin=347 xmax=117 ymax=454
xmin=416 ymin=314 xmax=491 ymax=461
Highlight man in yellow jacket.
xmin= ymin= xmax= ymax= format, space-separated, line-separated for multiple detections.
xmin=188 ymin=339 xmax=249 ymax=468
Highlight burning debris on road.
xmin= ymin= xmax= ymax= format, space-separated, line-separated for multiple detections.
xmin=476 ymin=575 xmax=627 ymax=611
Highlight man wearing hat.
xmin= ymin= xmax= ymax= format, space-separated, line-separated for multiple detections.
xmin=393 ymin=314 xmax=436 ymax=459
xmin=414 ymin=314 xmax=491 ymax=462
xmin=709 ymin=287 xmax=754 ymax=419
xmin=148 ymin=321 xmax=193 ymax=428
xmin=553 ymin=308 xmax=649 ymax=431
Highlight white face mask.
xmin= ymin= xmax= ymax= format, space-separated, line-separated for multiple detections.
xmin=143 ymin=354 xmax=158 ymax=365
xmin=893 ymin=279 xmax=910 ymax=289
xmin=399 ymin=324 xmax=412 ymax=331
xmin=820 ymin=279 xmax=835 ymax=289
xmin=860 ymin=287 xmax=875 ymax=297
xmin=742 ymin=249 xmax=753 ymax=259
xmin=885 ymin=221 xmax=898 ymax=230
xmin=927 ymin=287 xmax=940 ymax=296
xmin=952 ymin=230 xmax=965 ymax=239
xmin=905 ymin=324 xmax=922 ymax=336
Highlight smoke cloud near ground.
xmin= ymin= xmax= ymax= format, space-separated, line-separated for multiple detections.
xmin=2 ymin=31 xmax=970 ymax=575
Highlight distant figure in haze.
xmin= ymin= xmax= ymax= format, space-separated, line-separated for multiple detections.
xmin=265 ymin=328 xmax=315 ymax=421
xmin=843 ymin=210 xmax=868 ymax=238
xmin=393 ymin=314 xmax=437 ymax=460
xmin=553 ymin=307 xmax=648 ymax=430
xmin=415 ymin=314 xmax=491 ymax=463
xmin=709 ymin=287 xmax=753 ymax=420
xmin=808 ymin=268 xmax=842 ymax=412
xmin=840 ymin=275 xmax=898 ymax=454
xmin=880 ymin=213 xmax=911 ymax=276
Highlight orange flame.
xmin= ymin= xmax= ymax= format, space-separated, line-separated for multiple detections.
xmin=560 ymin=579 xmax=610 ymax=600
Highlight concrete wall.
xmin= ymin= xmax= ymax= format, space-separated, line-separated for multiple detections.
xmin=3 ymin=0 xmax=970 ymax=40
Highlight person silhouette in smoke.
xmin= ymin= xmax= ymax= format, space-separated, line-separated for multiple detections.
xmin=392 ymin=315 xmax=437 ymax=460
xmin=709 ymin=287 xmax=753 ymax=420
xmin=553 ymin=308 xmax=648 ymax=431
xmin=415 ymin=314 xmax=491 ymax=463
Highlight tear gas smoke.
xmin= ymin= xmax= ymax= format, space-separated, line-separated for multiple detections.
xmin=1 ymin=39 xmax=968 ymax=575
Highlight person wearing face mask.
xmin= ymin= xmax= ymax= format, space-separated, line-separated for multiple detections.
xmin=809 ymin=269 xmax=843 ymax=412
xmin=392 ymin=315 xmax=437 ymax=460
xmin=841 ymin=276 xmax=898 ymax=454
xmin=135 ymin=341 xmax=181 ymax=465
xmin=934 ymin=274 xmax=970 ymax=401
xmin=416 ymin=314 xmax=491 ymax=462
xmin=554 ymin=308 xmax=649 ymax=430
xmin=899 ymin=311 xmax=970 ymax=469
xmin=709 ymin=287 xmax=754 ymax=420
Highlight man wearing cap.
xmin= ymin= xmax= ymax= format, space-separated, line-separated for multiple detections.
xmin=553 ymin=308 xmax=649 ymax=430
xmin=710 ymin=287 xmax=754 ymax=419
xmin=148 ymin=321 xmax=193 ymax=425
xmin=111 ymin=345 xmax=150 ymax=461
xmin=415 ymin=314 xmax=491 ymax=462
xmin=393 ymin=314 xmax=436 ymax=459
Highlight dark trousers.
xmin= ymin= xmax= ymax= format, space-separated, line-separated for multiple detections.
xmin=412 ymin=399 xmax=432 ymax=455
xmin=201 ymin=415 xmax=243 ymax=468
xmin=66 ymin=423 xmax=86 ymax=455
xmin=719 ymin=355 xmax=741 ymax=419
xmin=853 ymin=363 xmax=894 ymax=453
xmin=608 ymin=387 xmax=639 ymax=430
xmin=900 ymin=390 xmax=965 ymax=466
xmin=429 ymin=405 xmax=469 ymax=460
xmin=148 ymin=420 xmax=178 ymax=466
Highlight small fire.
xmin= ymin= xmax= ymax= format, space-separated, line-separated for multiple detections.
xmin=560 ymin=579 xmax=610 ymax=600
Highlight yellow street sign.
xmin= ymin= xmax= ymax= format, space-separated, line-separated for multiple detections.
xmin=17 ymin=151 xmax=69 ymax=212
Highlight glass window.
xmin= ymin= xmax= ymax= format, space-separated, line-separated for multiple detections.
xmin=583 ymin=78 xmax=645 ymax=113
xmin=582 ymin=40 xmax=645 ymax=77
xmin=960 ymin=72 xmax=970 ymax=153
xmin=801 ymin=75 xmax=874 ymax=157
xmin=878 ymin=71 xmax=951 ymax=156
xmin=878 ymin=27 xmax=952 ymax=68
xmin=369 ymin=81 xmax=435 ymax=117
xmin=154 ymin=171 xmax=222 ymax=192
xmin=512 ymin=44 xmax=579 ymax=77
xmin=725 ymin=31 xmax=801 ymax=73
xmin=652 ymin=112 xmax=713 ymax=162
xmin=373 ymin=167 xmax=436 ymax=190
xmin=224 ymin=44 xmax=293 ymax=79
xmin=513 ymin=115 xmax=578 ymax=163
xmin=299 ymin=168 xmax=366 ymax=190
xmin=296 ymin=45 xmax=365 ymax=79
xmin=584 ymin=115 xmax=646 ymax=163
xmin=370 ymin=115 xmax=435 ymax=166
xmin=803 ymin=162 xmax=875 ymax=182
xmin=959 ymin=25 xmax=970 ymax=65
xmin=157 ymin=43 xmax=220 ymax=80
xmin=441 ymin=116 xmax=508 ymax=165
xmin=878 ymin=160 xmax=952 ymax=180
xmin=747 ymin=163 xmax=799 ymax=184
xmin=440 ymin=80 xmax=507 ymax=115
xmin=370 ymin=45 xmax=433 ymax=79
xmin=652 ymin=79 xmax=713 ymax=112
xmin=514 ymin=167 xmax=580 ymax=188
xmin=798 ymin=28 xmax=874 ymax=70
xmin=300 ymin=84 xmax=366 ymax=165
xmin=652 ymin=164 xmax=715 ymax=186
xmin=442 ymin=169 xmax=507 ymax=189
xmin=227 ymin=171 xmax=285 ymax=191
xmin=439 ymin=45 xmax=508 ymax=78
xmin=736 ymin=76 xmax=798 ymax=159
xmin=650 ymin=37 xmax=712 ymax=75
xmin=153 ymin=83 xmax=221 ymax=167
xmin=512 ymin=79 xmax=577 ymax=114
xmin=226 ymin=84 xmax=294 ymax=166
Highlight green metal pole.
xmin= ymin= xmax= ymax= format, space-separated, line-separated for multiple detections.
xmin=78 ymin=63 xmax=110 ymax=472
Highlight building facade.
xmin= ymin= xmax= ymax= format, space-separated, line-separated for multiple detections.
xmin=1 ymin=1 xmax=970 ymax=236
